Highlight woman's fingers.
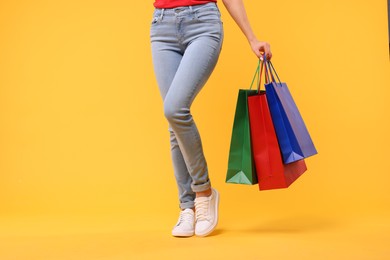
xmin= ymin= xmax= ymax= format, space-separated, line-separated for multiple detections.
xmin=251 ymin=40 xmax=272 ymax=60
xmin=262 ymin=42 xmax=272 ymax=60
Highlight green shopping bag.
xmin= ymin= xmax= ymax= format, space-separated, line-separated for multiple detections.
xmin=226 ymin=86 xmax=258 ymax=184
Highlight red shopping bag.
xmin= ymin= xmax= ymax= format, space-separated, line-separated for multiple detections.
xmin=248 ymin=61 xmax=307 ymax=190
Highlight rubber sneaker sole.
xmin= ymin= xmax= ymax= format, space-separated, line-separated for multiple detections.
xmin=172 ymin=230 xmax=194 ymax=237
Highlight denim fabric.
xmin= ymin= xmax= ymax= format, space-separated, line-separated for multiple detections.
xmin=150 ymin=3 xmax=223 ymax=209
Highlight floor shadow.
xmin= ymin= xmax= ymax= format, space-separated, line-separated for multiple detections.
xmin=206 ymin=228 xmax=225 ymax=237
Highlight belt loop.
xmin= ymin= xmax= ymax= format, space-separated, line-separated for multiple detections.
xmin=159 ymin=8 xmax=165 ymax=21
xmin=189 ymin=5 xmax=196 ymax=19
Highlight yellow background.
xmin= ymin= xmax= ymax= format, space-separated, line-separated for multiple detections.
xmin=0 ymin=0 xmax=389 ymax=259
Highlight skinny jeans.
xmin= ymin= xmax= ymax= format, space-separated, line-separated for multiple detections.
xmin=150 ymin=2 xmax=223 ymax=209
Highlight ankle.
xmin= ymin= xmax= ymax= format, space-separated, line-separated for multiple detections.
xmin=196 ymin=188 xmax=212 ymax=198
xmin=182 ymin=207 xmax=195 ymax=211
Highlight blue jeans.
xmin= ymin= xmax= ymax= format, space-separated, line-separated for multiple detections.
xmin=150 ymin=3 xmax=223 ymax=209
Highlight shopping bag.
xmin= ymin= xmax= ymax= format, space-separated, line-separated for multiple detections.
xmin=248 ymin=90 xmax=307 ymax=190
xmin=264 ymin=60 xmax=317 ymax=164
xmin=226 ymin=89 xmax=258 ymax=184
xmin=226 ymin=67 xmax=259 ymax=184
xmin=248 ymin=60 xmax=307 ymax=190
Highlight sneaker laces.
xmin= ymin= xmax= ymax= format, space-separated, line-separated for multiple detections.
xmin=177 ymin=210 xmax=194 ymax=226
xmin=195 ymin=197 xmax=209 ymax=221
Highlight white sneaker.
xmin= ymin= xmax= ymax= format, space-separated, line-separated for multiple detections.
xmin=194 ymin=188 xmax=219 ymax=237
xmin=172 ymin=208 xmax=195 ymax=237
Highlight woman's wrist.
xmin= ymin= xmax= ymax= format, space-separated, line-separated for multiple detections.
xmin=248 ymin=37 xmax=259 ymax=44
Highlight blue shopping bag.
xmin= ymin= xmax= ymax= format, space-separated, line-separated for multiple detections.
xmin=264 ymin=59 xmax=317 ymax=164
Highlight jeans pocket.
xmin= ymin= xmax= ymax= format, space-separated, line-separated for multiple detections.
xmin=196 ymin=9 xmax=221 ymax=23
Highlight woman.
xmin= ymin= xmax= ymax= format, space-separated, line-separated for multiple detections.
xmin=150 ymin=0 xmax=272 ymax=237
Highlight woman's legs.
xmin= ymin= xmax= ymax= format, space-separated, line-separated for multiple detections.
xmin=151 ymin=44 xmax=196 ymax=209
xmin=152 ymin=38 xmax=222 ymax=209
xmin=164 ymin=36 xmax=223 ymax=193
xmin=150 ymin=3 xmax=223 ymax=210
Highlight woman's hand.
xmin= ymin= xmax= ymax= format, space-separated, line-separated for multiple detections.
xmin=249 ymin=39 xmax=272 ymax=60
